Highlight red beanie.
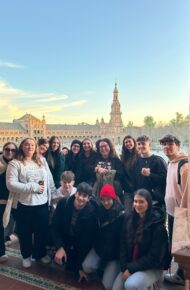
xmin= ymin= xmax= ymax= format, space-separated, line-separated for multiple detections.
xmin=100 ymin=184 xmax=117 ymax=200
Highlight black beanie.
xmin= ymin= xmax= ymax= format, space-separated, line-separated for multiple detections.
xmin=71 ymin=139 xmax=82 ymax=149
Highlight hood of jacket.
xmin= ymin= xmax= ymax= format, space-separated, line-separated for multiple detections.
xmin=143 ymin=206 xmax=165 ymax=230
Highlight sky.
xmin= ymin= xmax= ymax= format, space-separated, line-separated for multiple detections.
xmin=0 ymin=0 xmax=189 ymax=126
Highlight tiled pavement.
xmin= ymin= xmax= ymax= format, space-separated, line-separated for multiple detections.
xmin=0 ymin=243 xmax=186 ymax=290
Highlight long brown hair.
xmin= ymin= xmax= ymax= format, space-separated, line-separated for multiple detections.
xmin=82 ymin=138 xmax=95 ymax=156
xmin=46 ymin=136 xmax=61 ymax=170
xmin=17 ymin=138 xmax=42 ymax=166
xmin=127 ymin=189 xmax=152 ymax=244
xmin=96 ymin=138 xmax=118 ymax=158
xmin=121 ymin=136 xmax=137 ymax=161
xmin=121 ymin=135 xmax=138 ymax=171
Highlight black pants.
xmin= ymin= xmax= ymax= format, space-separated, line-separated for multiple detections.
xmin=17 ymin=202 xmax=49 ymax=259
xmin=0 ymin=204 xmax=6 ymax=256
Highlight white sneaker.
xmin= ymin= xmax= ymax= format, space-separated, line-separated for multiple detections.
xmin=164 ymin=272 xmax=185 ymax=286
xmin=40 ymin=255 xmax=51 ymax=264
xmin=0 ymin=254 xmax=8 ymax=263
xmin=22 ymin=257 xmax=32 ymax=268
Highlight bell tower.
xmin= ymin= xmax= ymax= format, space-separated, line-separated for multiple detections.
xmin=109 ymin=82 xmax=123 ymax=133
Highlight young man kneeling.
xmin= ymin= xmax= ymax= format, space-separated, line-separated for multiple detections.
xmin=51 ymin=182 xmax=98 ymax=281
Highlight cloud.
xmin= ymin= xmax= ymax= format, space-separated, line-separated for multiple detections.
xmin=20 ymin=100 xmax=87 ymax=114
xmin=0 ymin=60 xmax=24 ymax=68
xmin=61 ymin=100 xmax=86 ymax=108
xmin=35 ymin=94 xmax=68 ymax=102
xmin=0 ymin=81 xmax=70 ymax=102
xmin=0 ymin=99 xmax=22 ymax=120
xmin=0 ymin=80 xmax=87 ymax=122
xmin=0 ymin=80 xmax=25 ymax=97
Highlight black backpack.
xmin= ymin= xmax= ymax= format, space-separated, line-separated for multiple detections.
xmin=177 ymin=158 xmax=188 ymax=185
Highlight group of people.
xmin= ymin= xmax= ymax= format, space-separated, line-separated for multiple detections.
xmin=0 ymin=133 xmax=188 ymax=289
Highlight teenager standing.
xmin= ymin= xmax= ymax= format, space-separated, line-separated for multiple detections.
xmin=6 ymin=138 xmax=51 ymax=268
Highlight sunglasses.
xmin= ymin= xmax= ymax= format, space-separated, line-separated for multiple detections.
xmin=4 ymin=148 xmax=16 ymax=153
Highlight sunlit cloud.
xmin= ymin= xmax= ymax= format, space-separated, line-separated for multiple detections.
xmin=0 ymin=81 xmax=25 ymax=97
xmin=61 ymin=100 xmax=86 ymax=108
xmin=0 ymin=100 xmax=22 ymax=120
xmin=20 ymin=100 xmax=87 ymax=113
xmin=35 ymin=95 xmax=68 ymax=102
xmin=0 ymin=81 xmax=67 ymax=101
xmin=0 ymin=60 xmax=24 ymax=68
xmin=0 ymin=80 xmax=87 ymax=122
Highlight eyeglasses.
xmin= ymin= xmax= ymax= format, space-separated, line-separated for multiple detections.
xmin=72 ymin=144 xmax=80 ymax=148
xmin=99 ymin=145 xmax=109 ymax=149
xmin=4 ymin=148 xmax=16 ymax=153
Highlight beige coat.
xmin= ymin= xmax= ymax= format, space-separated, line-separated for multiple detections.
xmin=165 ymin=154 xmax=188 ymax=216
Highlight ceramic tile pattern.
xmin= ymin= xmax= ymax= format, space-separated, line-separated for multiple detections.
xmin=0 ymin=244 xmax=186 ymax=290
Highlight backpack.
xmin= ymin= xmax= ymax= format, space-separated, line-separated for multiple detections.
xmin=177 ymin=158 xmax=188 ymax=185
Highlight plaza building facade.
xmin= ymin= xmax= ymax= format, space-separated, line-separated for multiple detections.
xmin=0 ymin=83 xmax=126 ymax=148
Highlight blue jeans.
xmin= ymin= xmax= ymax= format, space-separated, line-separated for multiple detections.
xmin=112 ymin=270 xmax=163 ymax=290
xmin=82 ymin=248 xmax=120 ymax=290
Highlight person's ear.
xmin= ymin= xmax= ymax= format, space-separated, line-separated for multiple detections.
xmin=87 ymin=196 xmax=91 ymax=202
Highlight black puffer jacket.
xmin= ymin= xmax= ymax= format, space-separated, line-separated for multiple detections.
xmin=94 ymin=200 xmax=125 ymax=266
xmin=120 ymin=207 xmax=170 ymax=274
xmin=51 ymin=195 xmax=98 ymax=270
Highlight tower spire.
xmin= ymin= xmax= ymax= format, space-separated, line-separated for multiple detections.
xmin=113 ymin=81 xmax=119 ymax=99
xmin=109 ymin=82 xmax=123 ymax=133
